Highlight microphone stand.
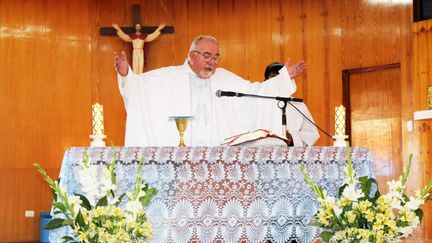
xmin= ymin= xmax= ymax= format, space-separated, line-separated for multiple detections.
xmin=284 ymin=101 xmax=333 ymax=139
xmin=240 ymin=94 xmax=303 ymax=139
xmin=277 ymin=100 xmax=288 ymax=137
xmin=217 ymin=90 xmax=334 ymax=141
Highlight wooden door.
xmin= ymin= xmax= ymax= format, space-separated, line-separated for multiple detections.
xmin=345 ymin=65 xmax=402 ymax=193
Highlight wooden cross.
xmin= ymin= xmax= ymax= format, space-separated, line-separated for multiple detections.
xmin=100 ymin=4 xmax=174 ymax=36
xmin=100 ymin=4 xmax=174 ymax=71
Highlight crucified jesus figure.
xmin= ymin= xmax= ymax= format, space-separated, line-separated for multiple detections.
xmin=112 ymin=23 xmax=165 ymax=74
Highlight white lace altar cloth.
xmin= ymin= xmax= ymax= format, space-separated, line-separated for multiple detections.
xmin=49 ymin=146 xmax=373 ymax=243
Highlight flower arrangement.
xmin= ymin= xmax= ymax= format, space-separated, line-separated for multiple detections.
xmin=34 ymin=150 xmax=157 ymax=242
xmin=301 ymin=149 xmax=432 ymax=243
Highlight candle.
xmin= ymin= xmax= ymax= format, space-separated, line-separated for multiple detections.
xmin=92 ymin=103 xmax=105 ymax=135
xmin=335 ymin=105 xmax=346 ymax=136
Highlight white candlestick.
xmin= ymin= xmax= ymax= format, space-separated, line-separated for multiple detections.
xmin=90 ymin=103 xmax=106 ymax=147
xmin=335 ymin=105 xmax=346 ymax=136
xmin=333 ymin=105 xmax=348 ymax=147
xmin=92 ymin=103 xmax=105 ymax=135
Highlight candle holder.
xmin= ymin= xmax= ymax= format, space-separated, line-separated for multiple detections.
xmin=333 ymin=134 xmax=348 ymax=147
xmin=90 ymin=134 xmax=106 ymax=147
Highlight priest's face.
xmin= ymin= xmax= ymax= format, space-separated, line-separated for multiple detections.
xmin=189 ymin=39 xmax=220 ymax=79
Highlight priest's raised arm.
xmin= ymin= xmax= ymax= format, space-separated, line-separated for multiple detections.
xmin=114 ymin=35 xmax=306 ymax=146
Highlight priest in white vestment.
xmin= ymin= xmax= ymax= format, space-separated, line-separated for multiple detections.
xmin=114 ymin=35 xmax=307 ymax=146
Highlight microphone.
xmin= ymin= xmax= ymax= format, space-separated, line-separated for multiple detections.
xmin=215 ymin=90 xmax=302 ymax=102
xmin=276 ymin=97 xmax=303 ymax=102
xmin=215 ymin=90 xmax=244 ymax=97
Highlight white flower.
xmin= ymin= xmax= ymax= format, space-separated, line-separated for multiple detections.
xmin=333 ymin=205 xmax=343 ymax=217
xmin=387 ymin=179 xmax=403 ymax=192
xmin=137 ymin=189 xmax=146 ymax=199
xmin=78 ymin=166 xmax=100 ymax=204
xmin=406 ymin=196 xmax=423 ymax=211
xmin=397 ymin=226 xmax=414 ymax=237
xmin=342 ymin=185 xmax=364 ymax=201
xmin=68 ymin=195 xmax=82 ymax=211
xmin=125 ymin=200 xmax=143 ymax=216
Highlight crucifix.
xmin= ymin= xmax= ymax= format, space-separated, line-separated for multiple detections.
xmin=100 ymin=4 xmax=174 ymax=74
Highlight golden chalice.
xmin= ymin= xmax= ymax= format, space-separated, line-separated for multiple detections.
xmin=170 ymin=116 xmax=192 ymax=147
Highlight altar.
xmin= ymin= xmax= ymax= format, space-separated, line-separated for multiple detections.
xmin=50 ymin=146 xmax=373 ymax=243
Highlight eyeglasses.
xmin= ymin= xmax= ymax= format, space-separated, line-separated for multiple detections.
xmin=192 ymin=50 xmax=221 ymax=64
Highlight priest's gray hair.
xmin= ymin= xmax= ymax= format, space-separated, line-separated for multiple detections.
xmin=189 ymin=35 xmax=219 ymax=52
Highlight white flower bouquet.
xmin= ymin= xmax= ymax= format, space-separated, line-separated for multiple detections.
xmin=34 ymin=150 xmax=157 ymax=242
xmin=301 ymin=149 xmax=432 ymax=243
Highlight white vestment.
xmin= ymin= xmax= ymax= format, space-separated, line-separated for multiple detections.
xmin=257 ymin=100 xmax=320 ymax=146
xmin=118 ymin=61 xmax=298 ymax=146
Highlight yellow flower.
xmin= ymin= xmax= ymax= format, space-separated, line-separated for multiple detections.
xmin=136 ymin=221 xmax=154 ymax=238
xmin=346 ymin=211 xmax=356 ymax=224
xmin=325 ymin=208 xmax=333 ymax=217
xmin=104 ymin=220 xmax=112 ymax=228
xmin=375 ymin=213 xmax=385 ymax=222
xmin=320 ymin=218 xmax=330 ymax=226
xmin=112 ymin=207 xmax=123 ymax=217
xmin=78 ymin=232 xmax=86 ymax=241
xmin=376 ymin=230 xmax=384 ymax=243
xmin=337 ymin=197 xmax=351 ymax=207
xmin=366 ymin=210 xmax=375 ymax=222
xmin=358 ymin=200 xmax=372 ymax=214
xmin=98 ymin=230 xmax=106 ymax=239
xmin=95 ymin=207 xmax=103 ymax=217
xmin=401 ymin=211 xmax=417 ymax=222
xmin=373 ymin=220 xmax=384 ymax=230
xmin=358 ymin=229 xmax=371 ymax=241
xmin=377 ymin=202 xmax=388 ymax=212
xmin=384 ymin=209 xmax=393 ymax=219
xmin=386 ymin=219 xmax=397 ymax=231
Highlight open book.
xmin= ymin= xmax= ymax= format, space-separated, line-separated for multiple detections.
xmin=222 ymin=129 xmax=290 ymax=146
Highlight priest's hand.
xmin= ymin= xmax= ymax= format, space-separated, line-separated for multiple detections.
xmin=285 ymin=58 xmax=307 ymax=79
xmin=114 ymin=51 xmax=129 ymax=76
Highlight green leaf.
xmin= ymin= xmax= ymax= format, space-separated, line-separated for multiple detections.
xmin=96 ymin=196 xmax=108 ymax=207
xmin=82 ymin=150 xmax=90 ymax=168
xmin=401 ymin=154 xmax=412 ymax=186
xmin=53 ymin=202 xmax=67 ymax=213
xmin=75 ymin=210 xmax=87 ymax=230
xmin=338 ymin=184 xmax=348 ymax=197
xmin=320 ymin=231 xmax=334 ymax=242
xmin=415 ymin=208 xmax=424 ymax=221
xmin=61 ymin=235 xmax=77 ymax=242
xmin=373 ymin=190 xmax=381 ymax=201
xmin=108 ymin=146 xmax=117 ymax=185
xmin=309 ymin=220 xmax=323 ymax=227
xmin=52 ymin=187 xmax=58 ymax=202
xmin=74 ymin=193 xmax=92 ymax=210
xmin=115 ymin=193 xmax=127 ymax=207
xmin=53 ymin=210 xmax=63 ymax=215
xmin=397 ymin=221 xmax=409 ymax=227
xmin=62 ymin=219 xmax=73 ymax=226
xmin=140 ymin=187 xmax=157 ymax=207
xmin=402 ymin=194 xmax=410 ymax=203
xmin=44 ymin=218 xmax=67 ymax=230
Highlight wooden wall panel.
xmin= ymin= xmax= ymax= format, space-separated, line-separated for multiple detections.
xmin=326 ymin=0 xmax=343 ymax=142
xmin=413 ymin=19 xmax=432 ymax=239
xmin=0 ymin=0 xmax=429 ymax=241
xmin=304 ymin=0 xmax=328 ymax=145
